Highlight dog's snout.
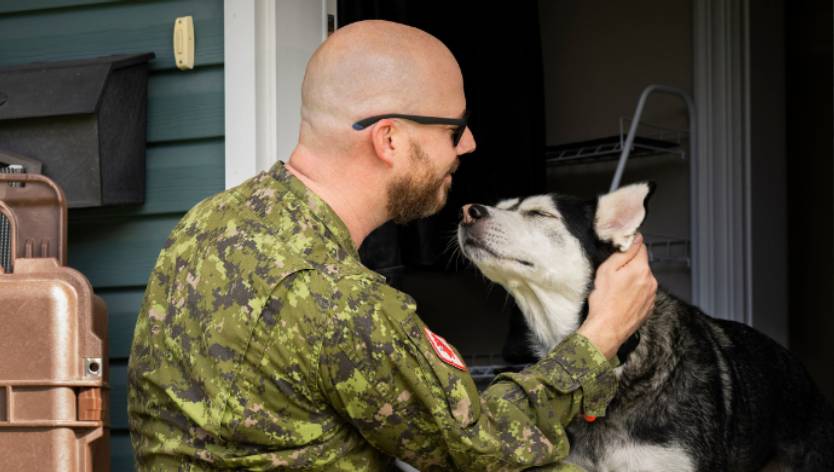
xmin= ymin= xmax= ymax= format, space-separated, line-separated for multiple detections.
xmin=461 ymin=204 xmax=488 ymax=225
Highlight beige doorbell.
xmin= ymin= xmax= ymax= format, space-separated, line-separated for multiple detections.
xmin=173 ymin=16 xmax=195 ymax=70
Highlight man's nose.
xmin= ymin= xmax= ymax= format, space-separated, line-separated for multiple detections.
xmin=461 ymin=204 xmax=488 ymax=225
xmin=456 ymin=127 xmax=477 ymax=155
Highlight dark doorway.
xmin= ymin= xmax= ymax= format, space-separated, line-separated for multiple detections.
xmin=785 ymin=0 xmax=834 ymax=402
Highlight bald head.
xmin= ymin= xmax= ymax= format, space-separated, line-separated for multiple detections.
xmin=299 ymin=20 xmax=465 ymax=151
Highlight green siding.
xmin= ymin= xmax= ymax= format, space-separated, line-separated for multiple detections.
xmin=0 ymin=1 xmax=225 ymax=469
xmin=0 ymin=0 xmax=119 ymax=15
xmin=148 ymin=67 xmax=225 ymax=142
xmin=110 ymin=362 xmax=129 ymax=430
xmin=112 ymin=432 xmax=137 ymax=472
xmin=69 ymin=214 xmax=182 ymax=287
xmin=100 ymin=288 xmax=144 ymax=359
xmin=0 ymin=0 xmax=223 ymax=70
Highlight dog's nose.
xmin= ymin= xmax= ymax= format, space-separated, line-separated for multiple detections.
xmin=461 ymin=204 xmax=488 ymax=225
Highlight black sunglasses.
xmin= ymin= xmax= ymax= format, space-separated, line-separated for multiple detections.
xmin=352 ymin=111 xmax=469 ymax=147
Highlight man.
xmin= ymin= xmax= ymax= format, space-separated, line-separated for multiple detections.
xmin=128 ymin=20 xmax=656 ymax=471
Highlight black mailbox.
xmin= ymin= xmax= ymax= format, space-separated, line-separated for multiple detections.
xmin=0 ymin=53 xmax=155 ymax=208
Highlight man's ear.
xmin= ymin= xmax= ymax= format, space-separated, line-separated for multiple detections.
xmin=594 ymin=182 xmax=655 ymax=251
xmin=369 ymin=118 xmax=401 ymax=167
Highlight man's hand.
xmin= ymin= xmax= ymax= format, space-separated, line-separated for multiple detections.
xmin=577 ymin=233 xmax=657 ymax=360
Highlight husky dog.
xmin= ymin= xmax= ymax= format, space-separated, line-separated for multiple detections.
xmin=457 ymin=183 xmax=834 ymax=472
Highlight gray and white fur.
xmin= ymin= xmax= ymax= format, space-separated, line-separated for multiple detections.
xmin=457 ymin=183 xmax=834 ymax=472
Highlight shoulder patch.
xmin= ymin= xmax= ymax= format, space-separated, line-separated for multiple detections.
xmin=424 ymin=327 xmax=467 ymax=371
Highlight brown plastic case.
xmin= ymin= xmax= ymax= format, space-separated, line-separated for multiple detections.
xmin=0 ymin=173 xmax=109 ymax=471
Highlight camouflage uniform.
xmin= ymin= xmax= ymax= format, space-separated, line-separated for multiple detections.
xmin=128 ymin=162 xmax=618 ymax=471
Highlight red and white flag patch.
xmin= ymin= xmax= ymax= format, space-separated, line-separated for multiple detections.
xmin=424 ymin=327 xmax=467 ymax=371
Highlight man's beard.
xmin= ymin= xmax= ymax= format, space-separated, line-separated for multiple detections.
xmin=386 ymin=141 xmax=455 ymax=224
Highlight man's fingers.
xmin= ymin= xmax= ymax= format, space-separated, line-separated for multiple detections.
xmin=600 ymin=233 xmax=645 ymax=272
xmin=632 ymin=240 xmax=650 ymax=269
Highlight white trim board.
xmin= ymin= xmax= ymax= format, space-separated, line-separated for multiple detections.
xmin=692 ymin=0 xmax=789 ymax=346
xmin=223 ymin=0 xmax=328 ymax=189
xmin=692 ymin=0 xmax=753 ymax=326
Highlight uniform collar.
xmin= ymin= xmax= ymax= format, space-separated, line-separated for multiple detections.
xmin=268 ymin=161 xmax=360 ymax=261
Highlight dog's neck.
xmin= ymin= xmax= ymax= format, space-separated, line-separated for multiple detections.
xmin=505 ymin=277 xmax=642 ymax=362
xmin=504 ymin=279 xmax=587 ymax=358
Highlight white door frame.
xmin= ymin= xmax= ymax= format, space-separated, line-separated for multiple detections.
xmin=692 ymin=0 xmax=753 ymax=327
xmin=223 ymin=0 xmax=331 ymax=189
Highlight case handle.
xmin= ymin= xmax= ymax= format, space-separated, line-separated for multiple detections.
xmin=0 ymin=173 xmax=67 ymax=268
xmin=0 ymin=200 xmax=18 ymax=273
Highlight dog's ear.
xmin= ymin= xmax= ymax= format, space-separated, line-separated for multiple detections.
xmin=594 ymin=182 xmax=655 ymax=251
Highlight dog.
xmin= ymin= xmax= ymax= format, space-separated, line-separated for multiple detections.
xmin=457 ymin=183 xmax=834 ymax=471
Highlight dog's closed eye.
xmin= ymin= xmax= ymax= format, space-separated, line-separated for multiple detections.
xmin=524 ymin=209 xmax=559 ymax=219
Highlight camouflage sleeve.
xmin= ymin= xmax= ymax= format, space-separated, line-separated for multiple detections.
xmin=487 ymin=332 xmax=619 ymax=442
xmin=317 ymin=274 xmax=617 ymax=471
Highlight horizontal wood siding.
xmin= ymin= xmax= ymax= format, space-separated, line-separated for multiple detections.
xmin=0 ymin=1 xmax=225 ymax=469
xmin=147 ymin=67 xmax=225 ymax=142
xmin=0 ymin=0 xmax=223 ymax=70
xmin=0 ymin=0 xmax=119 ymax=15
